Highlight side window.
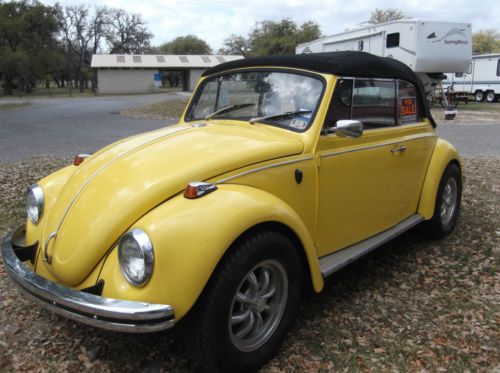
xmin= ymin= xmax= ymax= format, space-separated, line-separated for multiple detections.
xmin=398 ymin=81 xmax=419 ymax=124
xmin=386 ymin=33 xmax=400 ymax=48
xmin=352 ymin=79 xmax=396 ymax=128
xmin=497 ymin=59 xmax=500 ymax=77
xmin=324 ymin=78 xmax=353 ymax=130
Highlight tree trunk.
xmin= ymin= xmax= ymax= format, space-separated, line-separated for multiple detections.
xmin=3 ymin=75 xmax=13 ymax=95
xmin=79 ymin=78 xmax=85 ymax=93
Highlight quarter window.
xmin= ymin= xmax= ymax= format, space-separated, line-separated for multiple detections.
xmin=398 ymin=81 xmax=419 ymax=124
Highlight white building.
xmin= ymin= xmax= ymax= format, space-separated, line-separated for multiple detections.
xmin=91 ymin=54 xmax=244 ymax=94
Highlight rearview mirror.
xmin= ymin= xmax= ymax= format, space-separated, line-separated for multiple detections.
xmin=332 ymin=120 xmax=363 ymax=138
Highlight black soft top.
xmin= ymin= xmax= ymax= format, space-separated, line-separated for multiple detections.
xmin=204 ymin=51 xmax=435 ymax=127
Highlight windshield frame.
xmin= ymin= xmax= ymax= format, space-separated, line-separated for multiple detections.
xmin=184 ymin=68 xmax=327 ymax=133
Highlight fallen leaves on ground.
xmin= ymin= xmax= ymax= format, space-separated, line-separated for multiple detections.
xmin=0 ymin=157 xmax=498 ymax=372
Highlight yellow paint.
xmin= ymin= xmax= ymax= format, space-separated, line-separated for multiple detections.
xmin=23 ymin=68 xmax=461 ymax=322
xmin=98 ymin=185 xmax=323 ymax=319
xmin=417 ymin=138 xmax=462 ymax=219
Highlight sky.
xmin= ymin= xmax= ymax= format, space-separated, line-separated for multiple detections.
xmin=40 ymin=0 xmax=500 ymax=51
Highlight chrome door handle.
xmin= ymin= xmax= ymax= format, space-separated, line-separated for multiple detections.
xmin=391 ymin=145 xmax=407 ymax=153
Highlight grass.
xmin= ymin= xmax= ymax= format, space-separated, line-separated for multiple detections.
xmin=121 ymin=98 xmax=189 ymax=120
xmin=0 ymin=102 xmax=32 ymax=111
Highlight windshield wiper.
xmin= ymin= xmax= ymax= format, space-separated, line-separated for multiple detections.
xmin=249 ymin=110 xmax=312 ymax=124
xmin=204 ymin=103 xmax=255 ymax=120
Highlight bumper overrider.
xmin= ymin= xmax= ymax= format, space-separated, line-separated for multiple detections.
xmin=1 ymin=226 xmax=175 ymax=333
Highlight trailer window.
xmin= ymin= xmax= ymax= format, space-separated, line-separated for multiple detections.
xmin=398 ymin=81 xmax=419 ymax=124
xmin=386 ymin=33 xmax=400 ymax=48
xmin=352 ymin=79 xmax=396 ymax=128
xmin=497 ymin=59 xmax=500 ymax=77
xmin=358 ymin=40 xmax=364 ymax=51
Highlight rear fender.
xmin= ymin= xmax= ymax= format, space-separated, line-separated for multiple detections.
xmin=418 ymin=139 xmax=462 ymax=219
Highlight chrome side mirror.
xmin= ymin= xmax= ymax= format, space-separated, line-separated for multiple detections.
xmin=332 ymin=120 xmax=363 ymax=138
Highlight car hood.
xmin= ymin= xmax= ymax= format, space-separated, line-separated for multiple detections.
xmin=41 ymin=123 xmax=304 ymax=286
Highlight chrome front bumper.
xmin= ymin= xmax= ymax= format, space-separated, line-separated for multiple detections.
xmin=1 ymin=227 xmax=175 ymax=333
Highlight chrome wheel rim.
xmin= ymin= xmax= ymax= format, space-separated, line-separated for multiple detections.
xmin=229 ymin=259 xmax=288 ymax=352
xmin=440 ymin=178 xmax=458 ymax=226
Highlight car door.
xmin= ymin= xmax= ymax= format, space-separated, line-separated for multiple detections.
xmin=315 ymin=77 xmax=436 ymax=257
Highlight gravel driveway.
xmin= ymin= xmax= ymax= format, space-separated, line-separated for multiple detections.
xmin=1 ymin=96 xmax=499 ymax=161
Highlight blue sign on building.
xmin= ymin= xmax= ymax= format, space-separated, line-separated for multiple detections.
xmin=154 ymin=73 xmax=161 ymax=81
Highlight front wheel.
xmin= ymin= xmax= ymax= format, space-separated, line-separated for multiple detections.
xmin=474 ymin=90 xmax=484 ymax=102
xmin=180 ymin=230 xmax=303 ymax=373
xmin=423 ymin=163 xmax=462 ymax=238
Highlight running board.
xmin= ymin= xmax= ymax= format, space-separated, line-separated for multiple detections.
xmin=319 ymin=214 xmax=424 ymax=278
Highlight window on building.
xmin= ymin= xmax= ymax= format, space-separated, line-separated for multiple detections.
xmin=358 ymin=40 xmax=364 ymax=51
xmin=202 ymin=56 xmax=211 ymax=63
xmin=156 ymin=56 xmax=166 ymax=63
xmin=352 ymin=79 xmax=396 ymax=128
xmin=116 ymin=56 xmax=125 ymax=63
xmin=386 ymin=33 xmax=400 ymax=48
xmin=133 ymin=56 xmax=142 ymax=63
xmin=179 ymin=56 xmax=189 ymax=63
xmin=216 ymin=56 xmax=225 ymax=63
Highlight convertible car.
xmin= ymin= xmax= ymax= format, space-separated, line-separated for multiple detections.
xmin=2 ymin=52 xmax=462 ymax=372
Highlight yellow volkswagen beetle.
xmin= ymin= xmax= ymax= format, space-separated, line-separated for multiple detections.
xmin=2 ymin=52 xmax=462 ymax=372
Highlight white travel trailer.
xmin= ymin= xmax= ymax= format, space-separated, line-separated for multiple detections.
xmin=297 ymin=20 xmax=472 ymax=97
xmin=442 ymin=54 xmax=500 ymax=102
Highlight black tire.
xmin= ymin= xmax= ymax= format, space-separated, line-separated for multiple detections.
xmin=423 ymin=163 xmax=462 ymax=238
xmin=474 ymin=90 xmax=484 ymax=102
xmin=180 ymin=230 xmax=303 ymax=373
xmin=485 ymin=91 xmax=497 ymax=103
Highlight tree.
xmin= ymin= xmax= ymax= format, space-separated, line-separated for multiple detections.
xmin=157 ymin=35 xmax=212 ymax=54
xmin=106 ymin=9 xmax=152 ymax=54
xmin=472 ymin=29 xmax=500 ymax=54
xmin=248 ymin=19 xmax=321 ymax=56
xmin=219 ymin=34 xmax=251 ymax=57
xmin=0 ymin=0 xmax=60 ymax=94
xmin=368 ymin=8 xmax=406 ymax=24
xmin=57 ymin=5 xmax=109 ymax=92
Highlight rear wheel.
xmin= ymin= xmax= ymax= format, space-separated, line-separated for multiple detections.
xmin=474 ymin=90 xmax=484 ymax=102
xmin=485 ymin=91 xmax=497 ymax=103
xmin=180 ymin=230 xmax=303 ymax=373
xmin=423 ymin=163 xmax=462 ymax=238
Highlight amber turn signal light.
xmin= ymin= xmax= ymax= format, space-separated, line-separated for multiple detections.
xmin=184 ymin=182 xmax=217 ymax=199
xmin=73 ymin=154 xmax=91 ymax=166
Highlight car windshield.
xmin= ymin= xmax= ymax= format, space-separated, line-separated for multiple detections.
xmin=185 ymin=70 xmax=324 ymax=131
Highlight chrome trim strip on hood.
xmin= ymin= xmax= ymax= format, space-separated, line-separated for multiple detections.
xmin=2 ymin=227 xmax=175 ymax=333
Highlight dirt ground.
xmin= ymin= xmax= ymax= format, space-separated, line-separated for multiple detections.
xmin=0 ymin=156 xmax=498 ymax=372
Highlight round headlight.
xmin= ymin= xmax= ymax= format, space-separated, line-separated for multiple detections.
xmin=26 ymin=184 xmax=44 ymax=225
xmin=118 ymin=229 xmax=154 ymax=287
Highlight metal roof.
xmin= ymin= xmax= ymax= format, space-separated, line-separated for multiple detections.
xmin=91 ymin=54 xmax=244 ymax=68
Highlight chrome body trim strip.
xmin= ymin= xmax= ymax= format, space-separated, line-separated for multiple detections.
xmin=56 ymin=127 xmax=188 ymax=233
xmin=2 ymin=227 xmax=175 ymax=333
xmin=216 ymin=156 xmax=314 ymax=184
xmin=319 ymin=214 xmax=423 ymax=278
xmin=320 ymin=133 xmax=435 ymax=158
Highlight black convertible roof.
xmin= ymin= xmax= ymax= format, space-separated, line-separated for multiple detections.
xmin=203 ymin=51 xmax=436 ymax=127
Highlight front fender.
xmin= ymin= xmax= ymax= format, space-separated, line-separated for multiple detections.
xmin=98 ymin=184 xmax=324 ymax=320
xmin=418 ymin=138 xmax=462 ymax=219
